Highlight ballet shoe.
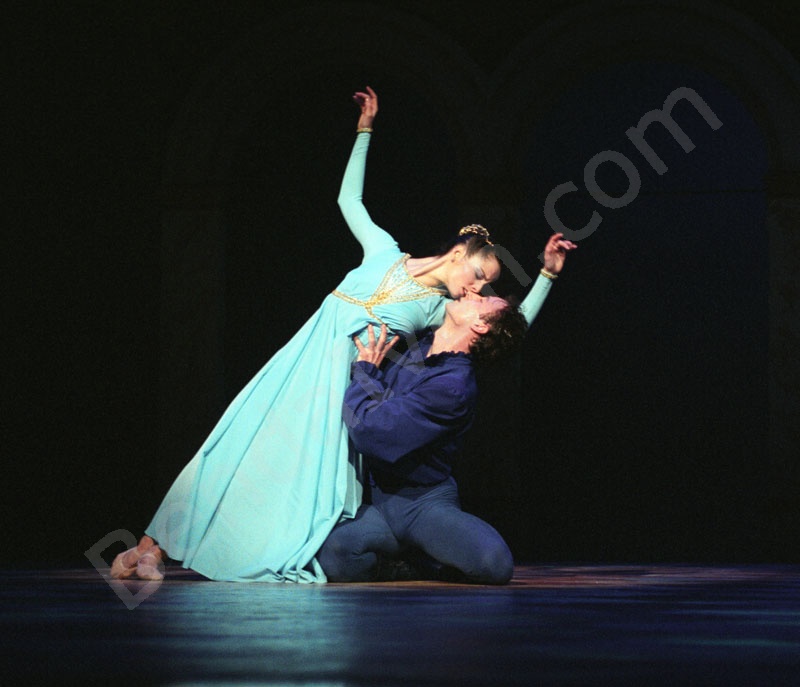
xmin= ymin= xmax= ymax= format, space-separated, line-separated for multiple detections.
xmin=109 ymin=536 xmax=158 ymax=579
xmin=110 ymin=547 xmax=140 ymax=579
xmin=136 ymin=547 xmax=165 ymax=581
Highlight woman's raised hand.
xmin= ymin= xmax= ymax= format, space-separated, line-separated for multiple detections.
xmin=542 ymin=232 xmax=578 ymax=275
xmin=353 ymin=85 xmax=378 ymax=129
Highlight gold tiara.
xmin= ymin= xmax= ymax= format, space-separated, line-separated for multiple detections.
xmin=458 ymin=224 xmax=493 ymax=245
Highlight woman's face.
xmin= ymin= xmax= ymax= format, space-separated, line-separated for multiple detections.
xmin=445 ymin=250 xmax=501 ymax=299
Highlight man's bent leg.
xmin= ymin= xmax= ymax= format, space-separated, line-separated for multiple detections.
xmin=317 ymin=505 xmax=400 ymax=582
xmin=380 ymin=480 xmax=514 ymax=585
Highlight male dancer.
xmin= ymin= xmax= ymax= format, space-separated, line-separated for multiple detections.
xmin=318 ymin=292 xmax=530 ymax=585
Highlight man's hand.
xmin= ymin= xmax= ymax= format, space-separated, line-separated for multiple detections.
xmin=354 ymin=323 xmax=398 ymax=368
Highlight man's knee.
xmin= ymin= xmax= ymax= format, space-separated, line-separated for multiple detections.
xmin=317 ymin=535 xmax=354 ymax=581
xmin=471 ymin=540 xmax=514 ymax=585
xmin=317 ymin=510 xmax=395 ymax=582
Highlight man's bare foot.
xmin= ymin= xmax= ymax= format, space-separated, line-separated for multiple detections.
xmin=110 ymin=535 xmax=157 ymax=579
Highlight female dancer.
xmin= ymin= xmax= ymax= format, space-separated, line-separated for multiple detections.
xmin=112 ymin=86 xmax=576 ymax=582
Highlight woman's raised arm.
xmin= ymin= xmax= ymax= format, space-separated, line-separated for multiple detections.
xmin=338 ymin=86 xmax=397 ymax=259
xmin=519 ymin=233 xmax=578 ymax=328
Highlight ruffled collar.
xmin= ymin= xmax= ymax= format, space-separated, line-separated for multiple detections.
xmin=424 ymin=349 xmax=472 ymax=367
xmin=412 ymin=331 xmax=473 ymax=366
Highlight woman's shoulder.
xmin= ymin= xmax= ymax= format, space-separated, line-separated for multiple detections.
xmin=364 ymin=243 xmax=404 ymax=261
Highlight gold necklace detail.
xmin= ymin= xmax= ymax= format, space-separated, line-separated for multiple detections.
xmin=332 ymin=254 xmax=444 ymax=323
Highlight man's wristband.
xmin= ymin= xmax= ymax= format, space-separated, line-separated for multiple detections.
xmin=540 ymin=268 xmax=558 ymax=280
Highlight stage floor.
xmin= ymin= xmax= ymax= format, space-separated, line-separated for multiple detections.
xmin=2 ymin=564 xmax=799 ymax=685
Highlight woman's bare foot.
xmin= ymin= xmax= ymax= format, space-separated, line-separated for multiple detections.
xmin=110 ymin=535 xmax=157 ymax=579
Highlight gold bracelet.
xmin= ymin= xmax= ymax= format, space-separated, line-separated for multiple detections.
xmin=540 ymin=268 xmax=558 ymax=280
xmin=356 ymin=127 xmax=373 ymax=133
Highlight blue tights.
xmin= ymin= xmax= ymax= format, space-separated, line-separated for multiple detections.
xmin=318 ymin=478 xmax=513 ymax=585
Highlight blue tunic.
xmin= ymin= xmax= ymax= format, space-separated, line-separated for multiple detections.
xmin=344 ymin=333 xmax=476 ymax=486
xmin=146 ymin=132 xmax=553 ymax=582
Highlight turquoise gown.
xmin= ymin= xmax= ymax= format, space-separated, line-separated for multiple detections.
xmin=146 ymin=132 xmax=554 ymax=582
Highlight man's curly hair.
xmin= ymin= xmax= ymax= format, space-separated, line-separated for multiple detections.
xmin=469 ymin=299 xmax=528 ymax=366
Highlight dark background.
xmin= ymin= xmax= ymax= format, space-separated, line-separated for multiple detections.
xmin=6 ymin=1 xmax=798 ymax=568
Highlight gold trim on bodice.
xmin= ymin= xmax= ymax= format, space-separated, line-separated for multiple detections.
xmin=332 ymin=254 xmax=445 ymax=323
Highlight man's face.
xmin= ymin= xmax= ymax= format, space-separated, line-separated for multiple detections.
xmin=446 ymin=293 xmax=508 ymax=328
